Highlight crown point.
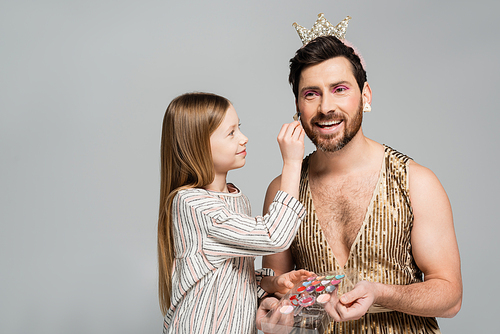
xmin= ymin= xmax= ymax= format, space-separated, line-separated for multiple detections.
xmin=293 ymin=14 xmax=352 ymax=45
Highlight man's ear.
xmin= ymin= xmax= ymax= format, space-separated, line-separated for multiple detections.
xmin=293 ymin=101 xmax=301 ymax=121
xmin=362 ymin=82 xmax=372 ymax=106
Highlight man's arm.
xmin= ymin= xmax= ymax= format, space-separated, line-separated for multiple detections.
xmin=256 ymin=169 xmax=305 ymax=331
xmin=330 ymin=161 xmax=462 ymax=321
xmin=261 ymin=176 xmax=296 ymax=276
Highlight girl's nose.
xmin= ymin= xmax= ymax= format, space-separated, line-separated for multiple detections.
xmin=240 ymin=133 xmax=248 ymax=145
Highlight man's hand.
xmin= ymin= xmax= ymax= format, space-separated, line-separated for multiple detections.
xmin=324 ymin=281 xmax=377 ymax=321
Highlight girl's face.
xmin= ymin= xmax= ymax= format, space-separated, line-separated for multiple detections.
xmin=209 ymin=104 xmax=248 ymax=175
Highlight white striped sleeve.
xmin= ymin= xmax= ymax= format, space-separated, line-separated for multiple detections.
xmin=191 ymin=190 xmax=305 ymax=258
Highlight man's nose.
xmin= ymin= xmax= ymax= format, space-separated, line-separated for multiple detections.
xmin=319 ymin=93 xmax=336 ymax=114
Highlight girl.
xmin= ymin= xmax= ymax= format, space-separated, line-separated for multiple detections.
xmin=158 ymin=92 xmax=308 ymax=333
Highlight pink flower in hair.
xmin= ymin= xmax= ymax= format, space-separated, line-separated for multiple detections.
xmin=343 ymin=40 xmax=367 ymax=70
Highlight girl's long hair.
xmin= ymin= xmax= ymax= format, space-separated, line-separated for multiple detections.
xmin=158 ymin=92 xmax=230 ymax=315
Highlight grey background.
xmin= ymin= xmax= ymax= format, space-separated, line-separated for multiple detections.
xmin=1 ymin=0 xmax=498 ymax=333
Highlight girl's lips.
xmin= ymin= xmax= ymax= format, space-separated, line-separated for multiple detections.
xmin=237 ymin=149 xmax=247 ymax=155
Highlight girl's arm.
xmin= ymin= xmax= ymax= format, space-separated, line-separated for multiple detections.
xmin=174 ymin=122 xmax=306 ymax=258
xmin=275 ymin=121 xmax=305 ymax=199
xmin=259 ymin=269 xmax=313 ymax=296
xmin=203 ymin=121 xmax=305 ymax=254
xmin=183 ymin=190 xmax=305 ymax=255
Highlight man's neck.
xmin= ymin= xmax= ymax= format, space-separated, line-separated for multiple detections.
xmin=310 ymin=132 xmax=381 ymax=177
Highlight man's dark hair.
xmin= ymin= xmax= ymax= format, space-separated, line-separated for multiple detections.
xmin=289 ymin=36 xmax=367 ymax=100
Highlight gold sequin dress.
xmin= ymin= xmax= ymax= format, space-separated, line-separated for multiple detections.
xmin=290 ymin=146 xmax=441 ymax=334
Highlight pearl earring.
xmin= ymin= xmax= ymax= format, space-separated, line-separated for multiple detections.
xmin=363 ymin=103 xmax=371 ymax=112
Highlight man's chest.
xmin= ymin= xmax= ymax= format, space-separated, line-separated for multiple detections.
xmin=308 ymin=172 xmax=380 ymax=254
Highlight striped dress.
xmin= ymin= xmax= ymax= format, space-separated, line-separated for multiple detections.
xmin=163 ymin=185 xmax=306 ymax=334
xmin=290 ymin=146 xmax=441 ymax=334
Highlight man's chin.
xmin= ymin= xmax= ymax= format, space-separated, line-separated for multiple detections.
xmin=317 ymin=143 xmax=343 ymax=153
xmin=311 ymin=136 xmax=343 ymax=152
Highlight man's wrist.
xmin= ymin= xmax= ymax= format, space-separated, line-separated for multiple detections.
xmin=371 ymin=281 xmax=387 ymax=306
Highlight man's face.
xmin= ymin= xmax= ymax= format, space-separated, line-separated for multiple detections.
xmin=296 ymin=57 xmax=366 ymax=152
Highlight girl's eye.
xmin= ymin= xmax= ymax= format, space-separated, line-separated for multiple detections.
xmin=229 ymin=130 xmax=235 ymax=136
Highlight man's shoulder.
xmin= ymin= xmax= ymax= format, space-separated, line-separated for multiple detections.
xmin=383 ymin=148 xmax=442 ymax=193
xmin=267 ymin=175 xmax=282 ymax=193
xmin=383 ymin=144 xmax=413 ymax=163
xmin=407 ymin=159 xmax=439 ymax=184
xmin=381 ymin=144 xmax=435 ymax=176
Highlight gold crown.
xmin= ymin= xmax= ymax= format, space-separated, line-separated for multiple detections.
xmin=293 ymin=14 xmax=351 ymax=45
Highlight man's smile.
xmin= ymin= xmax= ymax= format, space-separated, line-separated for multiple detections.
xmin=316 ymin=120 xmax=342 ymax=128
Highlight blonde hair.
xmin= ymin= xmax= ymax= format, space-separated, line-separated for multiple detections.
xmin=158 ymin=92 xmax=230 ymax=315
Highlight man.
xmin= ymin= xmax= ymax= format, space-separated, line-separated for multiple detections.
xmin=258 ymin=20 xmax=462 ymax=333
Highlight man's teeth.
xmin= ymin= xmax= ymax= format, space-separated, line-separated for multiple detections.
xmin=318 ymin=120 xmax=341 ymax=127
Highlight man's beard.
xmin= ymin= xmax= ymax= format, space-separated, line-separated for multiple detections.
xmin=302 ymin=100 xmax=363 ymax=153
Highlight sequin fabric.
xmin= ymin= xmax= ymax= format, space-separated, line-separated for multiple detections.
xmin=290 ymin=146 xmax=441 ymax=334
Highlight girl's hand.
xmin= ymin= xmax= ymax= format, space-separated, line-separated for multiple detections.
xmin=256 ymin=296 xmax=294 ymax=333
xmin=276 ymin=121 xmax=304 ymax=198
xmin=272 ymin=269 xmax=314 ymax=296
xmin=277 ymin=121 xmax=305 ymax=166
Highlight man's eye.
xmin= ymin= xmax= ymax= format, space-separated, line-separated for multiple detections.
xmin=304 ymin=91 xmax=318 ymax=98
xmin=334 ymin=86 xmax=348 ymax=93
